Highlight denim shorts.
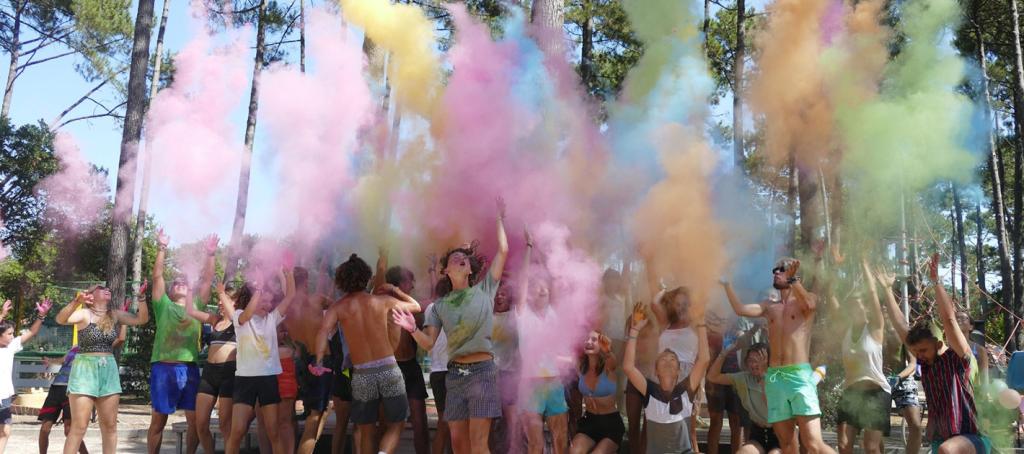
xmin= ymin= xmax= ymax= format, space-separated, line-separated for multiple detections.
xmin=68 ymin=355 xmax=121 ymax=398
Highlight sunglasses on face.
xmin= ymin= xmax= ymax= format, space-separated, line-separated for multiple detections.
xmin=772 ymin=266 xmax=786 ymax=275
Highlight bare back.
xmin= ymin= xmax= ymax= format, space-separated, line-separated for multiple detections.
xmin=284 ymin=292 xmax=327 ymax=351
xmin=334 ymin=292 xmax=400 ymax=366
xmin=763 ymin=296 xmax=815 ymax=367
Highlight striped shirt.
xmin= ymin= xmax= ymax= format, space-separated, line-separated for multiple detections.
xmin=919 ymin=348 xmax=979 ymax=441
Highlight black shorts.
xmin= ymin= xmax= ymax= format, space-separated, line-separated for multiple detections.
xmin=749 ymin=424 xmax=780 ymax=451
xmin=233 ymin=375 xmax=282 ymax=407
xmin=837 ymin=385 xmax=892 ymax=434
xmin=38 ymin=384 xmax=71 ymax=422
xmin=706 ymin=382 xmax=743 ymax=415
xmin=333 ymin=369 xmax=353 ymax=402
xmin=198 ymin=362 xmax=236 ymax=398
xmin=398 ymin=358 xmax=428 ymax=400
xmin=576 ymin=411 xmax=625 ymax=446
xmin=430 ymin=371 xmax=447 ymax=415
xmin=298 ymin=348 xmax=333 ymax=412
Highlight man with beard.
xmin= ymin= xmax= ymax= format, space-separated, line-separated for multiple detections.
xmin=721 ymin=258 xmax=836 ymax=454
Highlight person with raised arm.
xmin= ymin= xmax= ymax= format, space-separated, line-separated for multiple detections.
xmin=0 ymin=298 xmax=51 ymax=452
xmin=871 ymin=266 xmax=922 ymax=454
xmin=875 ymin=254 xmax=989 ymax=454
xmin=708 ymin=329 xmax=778 ymax=454
xmin=222 ymin=267 xmax=297 ymax=454
xmin=720 ymin=258 xmax=836 ymax=454
xmin=648 ymin=281 xmax=700 ymax=452
xmin=571 ymin=330 xmax=625 ymax=454
xmin=279 ymin=264 xmax=341 ymax=454
xmin=834 ymin=260 xmax=892 ymax=454
xmin=623 ymin=300 xmax=709 ymax=454
xmin=311 ymin=253 xmax=422 ymax=454
xmin=146 ymin=231 xmax=216 ymax=454
xmin=183 ymin=280 xmax=238 ymax=454
xmin=393 ymin=198 xmax=509 ymax=454
xmin=516 ymin=227 xmax=569 ymax=454
xmin=57 ymin=283 xmax=149 ymax=454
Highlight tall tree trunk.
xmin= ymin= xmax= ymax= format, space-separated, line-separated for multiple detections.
xmin=580 ymin=0 xmax=593 ymax=91
xmin=225 ymin=0 xmax=268 ymax=280
xmin=796 ymin=165 xmax=820 ymax=252
xmin=732 ymin=0 xmax=746 ymax=168
xmin=530 ymin=0 xmax=564 ymax=55
xmin=950 ymin=207 xmax=958 ymax=298
xmin=977 ymin=200 xmax=987 ymax=309
xmin=953 ymin=184 xmax=970 ymax=307
xmin=1009 ymin=0 xmax=1024 ymax=343
xmin=299 ymin=0 xmax=306 ymax=73
xmin=2 ymin=0 xmax=24 ymax=120
xmin=107 ymin=0 xmax=155 ymax=305
xmin=787 ymin=156 xmax=798 ymax=253
xmin=129 ymin=0 xmax=172 ymax=302
xmin=974 ymin=18 xmax=1016 ymax=348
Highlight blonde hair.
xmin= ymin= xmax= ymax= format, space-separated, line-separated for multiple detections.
xmin=85 ymin=285 xmax=117 ymax=334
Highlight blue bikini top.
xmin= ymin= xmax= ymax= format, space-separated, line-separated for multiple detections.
xmin=578 ymin=370 xmax=616 ymax=398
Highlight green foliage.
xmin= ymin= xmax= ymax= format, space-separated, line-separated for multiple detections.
xmin=565 ymin=0 xmax=643 ymax=102
xmin=0 ymin=118 xmax=58 ymax=258
xmin=205 ymin=0 xmax=301 ymax=66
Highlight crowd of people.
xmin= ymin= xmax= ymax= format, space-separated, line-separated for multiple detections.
xmin=0 ymin=203 xmax=993 ymax=454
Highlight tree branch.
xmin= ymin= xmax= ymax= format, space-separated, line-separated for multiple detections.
xmin=49 ymin=70 xmax=125 ymax=128
xmin=55 ymin=100 xmax=127 ymax=130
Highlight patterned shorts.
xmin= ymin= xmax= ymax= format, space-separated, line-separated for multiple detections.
xmin=889 ymin=376 xmax=919 ymax=409
xmin=351 ymin=358 xmax=408 ymax=424
xmin=446 ymin=359 xmax=501 ymax=421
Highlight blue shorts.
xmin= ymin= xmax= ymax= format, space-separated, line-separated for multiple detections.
xmin=525 ymin=377 xmax=568 ymax=417
xmin=150 ymin=362 xmax=200 ymax=414
xmin=930 ymin=434 xmax=991 ymax=454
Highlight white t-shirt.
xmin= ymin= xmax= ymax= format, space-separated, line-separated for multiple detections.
xmin=430 ymin=330 xmax=449 ymax=373
xmin=232 ymin=309 xmax=284 ymax=377
xmin=658 ymin=327 xmax=697 ymax=417
xmin=517 ymin=305 xmax=558 ymax=378
xmin=0 ymin=337 xmax=22 ymax=401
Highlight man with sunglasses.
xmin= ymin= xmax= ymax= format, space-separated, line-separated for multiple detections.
xmin=147 ymin=231 xmax=218 ymax=454
xmin=720 ymin=258 xmax=836 ymax=454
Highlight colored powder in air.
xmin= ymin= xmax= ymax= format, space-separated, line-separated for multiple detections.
xmin=144 ymin=2 xmax=251 ymax=240
xmin=338 ymin=0 xmax=442 ymax=118
xmin=37 ymin=132 xmax=109 ymax=234
xmin=259 ymin=5 xmax=372 ymax=253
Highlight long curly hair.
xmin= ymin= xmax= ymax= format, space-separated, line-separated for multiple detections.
xmin=435 ymin=243 xmax=487 ymax=298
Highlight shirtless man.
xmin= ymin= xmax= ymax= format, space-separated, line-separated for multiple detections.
xmin=721 ymin=258 xmax=836 ymax=454
xmin=282 ymin=266 xmax=336 ymax=454
xmin=384 ymin=265 xmax=430 ymax=454
xmin=312 ymin=254 xmax=422 ymax=454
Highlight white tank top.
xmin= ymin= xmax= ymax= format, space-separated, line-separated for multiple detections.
xmin=842 ymin=325 xmax=891 ymax=392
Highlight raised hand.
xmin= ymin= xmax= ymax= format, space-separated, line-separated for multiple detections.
xmin=156 ymin=229 xmax=170 ymax=249
xmin=630 ymin=302 xmax=649 ymax=331
xmin=928 ymin=252 xmax=940 ymax=283
xmin=137 ymin=278 xmax=149 ymax=298
xmin=598 ymin=333 xmax=612 ymax=354
xmin=392 ymin=308 xmax=417 ymax=333
xmin=204 ymin=234 xmax=219 ymax=256
xmin=874 ymin=265 xmax=896 ymax=288
xmin=785 ymin=259 xmax=802 ymax=282
xmin=496 ymin=196 xmax=507 ymax=221
xmin=35 ymin=298 xmax=52 ymax=316
xmin=1 ymin=300 xmax=11 ymax=319
xmin=308 ymin=363 xmax=333 ymax=376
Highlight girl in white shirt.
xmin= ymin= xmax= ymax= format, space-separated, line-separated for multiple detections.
xmin=220 ymin=268 xmax=296 ymax=454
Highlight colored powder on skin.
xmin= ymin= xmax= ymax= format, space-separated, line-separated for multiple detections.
xmin=37 ymin=132 xmax=109 ymax=234
xmin=144 ymin=2 xmax=251 ymax=240
xmin=337 ymin=0 xmax=442 ymax=118
xmin=259 ymin=6 xmax=372 ymax=253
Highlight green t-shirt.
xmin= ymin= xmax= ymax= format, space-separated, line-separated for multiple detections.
xmin=150 ymin=294 xmax=202 ymax=363
xmin=727 ymin=371 xmax=770 ymax=428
